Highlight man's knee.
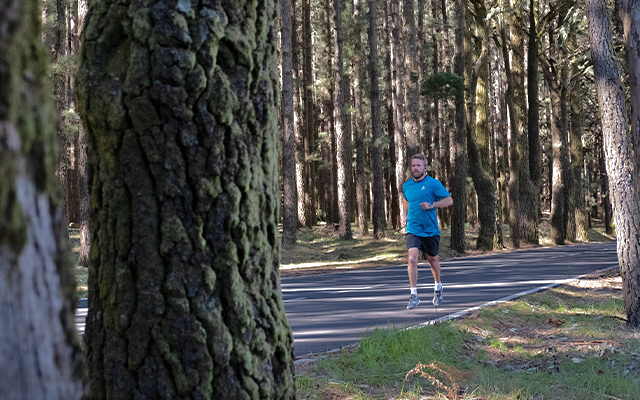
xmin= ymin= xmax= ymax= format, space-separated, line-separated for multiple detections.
xmin=408 ymin=250 xmax=419 ymax=265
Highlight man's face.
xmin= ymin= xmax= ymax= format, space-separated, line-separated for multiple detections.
xmin=411 ymin=158 xmax=426 ymax=179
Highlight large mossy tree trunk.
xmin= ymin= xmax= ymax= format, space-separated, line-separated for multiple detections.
xmin=587 ymin=0 xmax=640 ymax=327
xmin=0 ymin=0 xmax=83 ymax=397
xmin=77 ymin=0 xmax=296 ymax=398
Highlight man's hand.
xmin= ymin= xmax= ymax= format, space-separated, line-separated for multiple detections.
xmin=420 ymin=202 xmax=433 ymax=210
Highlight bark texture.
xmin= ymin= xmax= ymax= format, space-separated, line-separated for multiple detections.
xmin=616 ymin=0 xmax=640 ymax=177
xmin=281 ymin=0 xmax=298 ymax=245
xmin=587 ymin=0 xmax=640 ymax=327
xmin=77 ymin=0 xmax=296 ymax=398
xmin=369 ymin=0 xmax=385 ymax=239
xmin=390 ymin=0 xmax=406 ymax=226
xmin=0 ymin=0 xmax=83 ymax=398
xmin=354 ymin=0 xmax=368 ymax=237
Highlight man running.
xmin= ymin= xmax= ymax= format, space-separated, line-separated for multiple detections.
xmin=402 ymin=154 xmax=453 ymax=309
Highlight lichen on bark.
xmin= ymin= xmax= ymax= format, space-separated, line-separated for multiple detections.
xmin=78 ymin=0 xmax=295 ymax=398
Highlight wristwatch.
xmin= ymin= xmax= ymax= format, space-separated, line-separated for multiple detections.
xmin=429 ymin=202 xmax=434 ymax=209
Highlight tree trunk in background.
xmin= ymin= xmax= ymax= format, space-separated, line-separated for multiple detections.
xmin=384 ymin=1 xmax=401 ymax=230
xmin=334 ymin=0 xmax=353 ymax=240
xmin=560 ymin=40 xmax=574 ymax=243
xmin=0 ymin=0 xmax=83 ymax=396
xmin=370 ymin=0 xmax=386 ymax=238
xmin=528 ymin=0 xmax=541 ymax=215
xmin=587 ymin=0 xmax=640 ymax=327
xmin=403 ymin=0 xmax=421 ymax=160
xmin=509 ymin=0 xmax=538 ymax=245
xmin=431 ymin=0 xmax=441 ymax=182
xmin=490 ymin=40 xmax=505 ymax=249
xmin=354 ymin=0 xmax=368 ymax=237
xmin=77 ymin=0 xmax=296 ymax=397
xmin=292 ymin=0 xmax=306 ymax=226
xmin=418 ymin=0 xmax=429 ymax=162
xmin=390 ymin=0 xmax=406 ymax=227
xmin=541 ymin=50 xmax=566 ymax=245
xmin=450 ymin=0 xmax=468 ymax=254
xmin=499 ymin=21 xmax=520 ymax=248
xmin=54 ymin=0 xmax=69 ymax=223
xmin=569 ymin=22 xmax=588 ymax=242
xmin=281 ymin=0 xmax=298 ymax=245
xmin=304 ymin=0 xmax=317 ymax=227
xmin=469 ymin=0 xmax=495 ymax=251
xmin=598 ymin=132 xmax=613 ymax=235
xmin=616 ymin=0 xmax=640 ymax=179
xmin=76 ymin=0 xmax=90 ymax=268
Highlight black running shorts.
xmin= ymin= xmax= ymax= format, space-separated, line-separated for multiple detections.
xmin=406 ymin=233 xmax=440 ymax=257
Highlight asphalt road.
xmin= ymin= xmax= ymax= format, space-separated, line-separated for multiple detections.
xmin=76 ymin=241 xmax=618 ymax=357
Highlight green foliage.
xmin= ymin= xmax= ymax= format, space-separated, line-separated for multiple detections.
xmin=421 ymin=72 xmax=466 ymax=103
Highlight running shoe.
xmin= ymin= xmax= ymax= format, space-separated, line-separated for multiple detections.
xmin=433 ymin=288 xmax=443 ymax=307
xmin=407 ymin=293 xmax=420 ymax=309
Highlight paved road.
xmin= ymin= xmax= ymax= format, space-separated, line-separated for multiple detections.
xmin=76 ymin=242 xmax=618 ymax=357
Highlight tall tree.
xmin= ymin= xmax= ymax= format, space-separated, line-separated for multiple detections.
xmin=0 ymin=0 xmax=83 ymax=397
xmin=334 ymin=0 xmax=352 ymax=240
xmin=354 ymin=0 xmax=369 ymax=237
xmin=403 ymin=0 xmax=421 ymax=158
xmin=528 ymin=0 xmax=541 ymax=203
xmin=615 ymin=0 xmax=640 ymax=177
xmin=469 ymin=0 xmax=495 ymax=251
xmin=77 ymin=0 xmax=296 ymax=397
xmin=390 ymin=0 xmax=406 ymax=226
xmin=509 ymin=0 xmax=538 ymax=244
xmin=281 ymin=0 xmax=298 ymax=245
xmin=450 ymin=0 xmax=469 ymax=253
xmin=304 ymin=0 xmax=318 ymax=226
xmin=587 ymin=0 xmax=640 ymax=327
xmin=370 ymin=0 xmax=386 ymax=238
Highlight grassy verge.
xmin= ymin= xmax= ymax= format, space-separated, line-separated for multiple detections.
xmin=295 ymin=269 xmax=640 ymax=399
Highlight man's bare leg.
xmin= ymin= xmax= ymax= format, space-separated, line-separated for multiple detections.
xmin=426 ymin=254 xmax=441 ymax=284
xmin=407 ymin=248 xmax=420 ymax=287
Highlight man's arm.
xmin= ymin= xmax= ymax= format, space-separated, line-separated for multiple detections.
xmin=420 ymin=196 xmax=453 ymax=210
xmin=402 ymin=197 xmax=409 ymax=224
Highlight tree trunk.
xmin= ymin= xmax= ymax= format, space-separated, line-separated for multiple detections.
xmin=509 ymin=0 xmax=538 ymax=245
xmin=616 ymin=0 xmax=640 ymax=177
xmin=403 ymin=0 xmax=421 ymax=159
xmin=528 ymin=0 xmax=541 ymax=213
xmin=569 ymin=22 xmax=588 ymax=242
xmin=490 ymin=39 xmax=505 ymax=249
xmin=587 ymin=0 xmax=640 ymax=327
xmin=292 ymin=0 xmax=306 ymax=226
xmin=450 ymin=0 xmax=468 ymax=254
xmin=499 ymin=21 xmax=520 ymax=248
xmin=77 ymin=0 xmax=296 ymax=397
xmin=304 ymin=0 xmax=317 ymax=227
xmin=370 ymin=0 xmax=386 ymax=238
xmin=281 ymin=0 xmax=298 ymax=245
xmin=0 ymin=0 xmax=83 ymax=397
xmin=353 ymin=0 xmax=368 ymax=237
xmin=390 ymin=0 xmax=406 ymax=226
xmin=469 ymin=0 xmax=495 ymax=251
xmin=384 ymin=0 xmax=400 ymax=230
xmin=334 ymin=0 xmax=352 ymax=240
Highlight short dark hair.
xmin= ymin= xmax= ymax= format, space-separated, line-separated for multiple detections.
xmin=410 ymin=154 xmax=427 ymax=165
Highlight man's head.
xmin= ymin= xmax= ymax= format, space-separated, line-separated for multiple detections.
xmin=410 ymin=154 xmax=427 ymax=180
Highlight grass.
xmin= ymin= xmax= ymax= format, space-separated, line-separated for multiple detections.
xmin=296 ymin=270 xmax=640 ymax=399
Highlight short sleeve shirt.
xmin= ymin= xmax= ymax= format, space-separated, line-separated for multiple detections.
xmin=403 ymin=175 xmax=450 ymax=237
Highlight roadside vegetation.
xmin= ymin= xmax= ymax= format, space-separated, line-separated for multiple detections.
xmin=295 ymin=269 xmax=640 ymax=399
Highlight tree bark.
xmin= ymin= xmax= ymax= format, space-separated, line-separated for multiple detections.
xmin=450 ymin=0 xmax=468 ymax=254
xmin=369 ymin=0 xmax=386 ymax=239
xmin=528 ymin=0 xmax=541 ymax=212
xmin=615 ymin=0 xmax=640 ymax=178
xmin=281 ymin=0 xmax=298 ymax=245
xmin=334 ymin=0 xmax=353 ymax=240
xmin=403 ymin=0 xmax=421 ymax=159
xmin=390 ymin=0 xmax=406 ymax=226
xmin=0 ymin=0 xmax=83 ymax=397
xmin=587 ymin=0 xmax=640 ymax=327
xmin=384 ymin=0 xmax=400 ymax=230
xmin=304 ymin=0 xmax=318 ymax=227
xmin=77 ymin=0 xmax=296 ymax=397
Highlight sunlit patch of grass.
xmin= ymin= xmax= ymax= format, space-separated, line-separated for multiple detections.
xmin=75 ymin=264 xmax=88 ymax=299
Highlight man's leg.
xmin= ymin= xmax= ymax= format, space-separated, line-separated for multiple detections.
xmin=426 ymin=254 xmax=441 ymax=283
xmin=407 ymin=247 xmax=420 ymax=287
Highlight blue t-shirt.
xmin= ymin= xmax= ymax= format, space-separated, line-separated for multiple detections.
xmin=403 ymin=175 xmax=450 ymax=237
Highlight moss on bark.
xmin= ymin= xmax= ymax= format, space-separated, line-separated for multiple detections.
xmin=78 ymin=0 xmax=295 ymax=398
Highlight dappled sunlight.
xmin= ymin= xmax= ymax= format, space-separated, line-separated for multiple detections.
xmin=280 ymin=253 xmax=402 ymax=270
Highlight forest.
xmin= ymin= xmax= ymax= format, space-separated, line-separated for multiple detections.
xmin=0 ymin=0 xmax=639 ymax=398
